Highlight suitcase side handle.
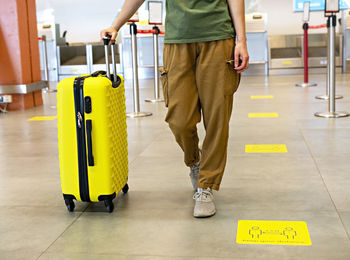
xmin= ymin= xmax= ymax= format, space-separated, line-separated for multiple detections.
xmin=86 ymin=120 xmax=94 ymax=167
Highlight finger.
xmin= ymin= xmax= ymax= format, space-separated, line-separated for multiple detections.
xmin=235 ymin=61 xmax=245 ymax=71
xmin=101 ymin=30 xmax=109 ymax=40
xmin=237 ymin=62 xmax=249 ymax=73
xmin=236 ymin=56 xmax=249 ymax=71
xmin=238 ymin=57 xmax=248 ymax=71
xmin=111 ymin=31 xmax=118 ymax=42
xmin=234 ymin=50 xmax=240 ymax=68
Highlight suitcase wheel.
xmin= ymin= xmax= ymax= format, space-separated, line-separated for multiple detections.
xmin=122 ymin=183 xmax=129 ymax=194
xmin=65 ymin=199 xmax=75 ymax=212
xmin=104 ymin=199 xmax=114 ymax=213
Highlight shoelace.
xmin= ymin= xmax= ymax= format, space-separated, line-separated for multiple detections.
xmin=193 ymin=189 xmax=213 ymax=202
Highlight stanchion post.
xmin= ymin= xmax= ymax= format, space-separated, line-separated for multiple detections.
xmin=42 ymin=35 xmax=49 ymax=82
xmin=145 ymin=26 xmax=164 ymax=103
xmin=315 ymin=14 xmax=349 ymax=118
xmin=303 ymin=23 xmax=309 ymax=84
xmin=296 ymin=23 xmax=317 ymax=87
xmin=127 ymin=23 xmax=152 ymax=118
xmin=315 ymin=17 xmax=343 ymax=100
xmin=41 ymin=35 xmax=55 ymax=93
xmin=329 ymin=15 xmax=337 ymax=113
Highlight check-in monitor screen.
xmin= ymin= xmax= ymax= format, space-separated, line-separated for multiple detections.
xmin=149 ymin=1 xmax=163 ymax=25
xmin=294 ymin=0 xmax=349 ymax=11
xmin=303 ymin=2 xmax=311 ymax=21
xmin=325 ymin=0 xmax=340 ymax=12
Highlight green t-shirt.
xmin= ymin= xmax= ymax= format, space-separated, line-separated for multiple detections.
xmin=164 ymin=0 xmax=235 ymax=44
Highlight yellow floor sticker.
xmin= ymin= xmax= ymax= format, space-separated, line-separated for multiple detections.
xmin=282 ymin=61 xmax=293 ymax=66
xmin=28 ymin=116 xmax=57 ymax=121
xmin=251 ymin=95 xmax=274 ymax=99
xmin=245 ymin=144 xmax=288 ymax=153
xmin=236 ymin=220 xmax=312 ymax=246
xmin=249 ymin=113 xmax=279 ymax=118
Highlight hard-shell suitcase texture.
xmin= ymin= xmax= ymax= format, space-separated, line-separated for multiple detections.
xmin=57 ymin=38 xmax=128 ymax=213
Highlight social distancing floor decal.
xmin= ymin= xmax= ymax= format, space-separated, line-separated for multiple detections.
xmin=245 ymin=144 xmax=288 ymax=153
xmin=251 ymin=95 xmax=274 ymax=99
xmin=28 ymin=116 xmax=57 ymax=121
xmin=236 ymin=220 xmax=312 ymax=246
xmin=248 ymin=113 xmax=279 ymax=118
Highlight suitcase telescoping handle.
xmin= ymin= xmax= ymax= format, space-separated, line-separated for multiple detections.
xmin=103 ymin=36 xmax=118 ymax=82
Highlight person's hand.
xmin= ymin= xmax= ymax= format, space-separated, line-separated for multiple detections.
xmin=234 ymin=41 xmax=249 ymax=73
xmin=100 ymin=26 xmax=118 ymax=43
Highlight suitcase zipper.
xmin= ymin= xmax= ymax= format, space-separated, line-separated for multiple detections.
xmin=73 ymin=77 xmax=91 ymax=202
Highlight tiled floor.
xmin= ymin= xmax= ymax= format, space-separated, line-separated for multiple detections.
xmin=0 ymin=73 xmax=350 ymax=259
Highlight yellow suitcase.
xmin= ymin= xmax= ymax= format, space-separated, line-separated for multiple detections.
xmin=57 ymin=39 xmax=128 ymax=213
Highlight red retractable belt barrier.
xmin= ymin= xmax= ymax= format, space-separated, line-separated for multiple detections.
xmin=309 ymin=24 xmax=327 ymax=29
xmin=137 ymin=29 xmax=165 ymax=35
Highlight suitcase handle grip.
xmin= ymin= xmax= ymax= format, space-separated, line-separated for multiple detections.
xmin=86 ymin=120 xmax=94 ymax=167
xmin=103 ymin=35 xmax=111 ymax=46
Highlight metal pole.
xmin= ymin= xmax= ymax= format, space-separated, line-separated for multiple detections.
xmin=329 ymin=15 xmax=336 ymax=114
xmin=304 ymin=23 xmax=309 ymax=84
xmin=315 ymin=15 xmax=349 ymax=118
xmin=131 ymin=24 xmax=140 ymax=113
xmin=42 ymin=35 xmax=49 ymax=81
xmin=146 ymin=26 xmax=164 ymax=103
xmin=104 ymin=40 xmax=110 ymax=79
xmin=127 ymin=23 xmax=152 ymax=118
xmin=154 ymin=32 xmax=160 ymax=99
xmin=316 ymin=17 xmax=343 ymax=100
xmin=296 ymin=23 xmax=317 ymax=87
xmin=111 ymin=43 xmax=117 ymax=82
xmin=42 ymin=35 xmax=56 ymax=93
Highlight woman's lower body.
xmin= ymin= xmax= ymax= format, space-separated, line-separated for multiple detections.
xmin=161 ymin=38 xmax=241 ymax=217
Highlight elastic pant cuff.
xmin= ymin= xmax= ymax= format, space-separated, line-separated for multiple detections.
xmin=186 ymin=156 xmax=200 ymax=167
xmin=197 ymin=183 xmax=220 ymax=191
xmin=187 ymin=161 xmax=200 ymax=168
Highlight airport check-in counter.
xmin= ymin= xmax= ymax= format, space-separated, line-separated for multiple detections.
xmin=57 ymin=43 xmax=121 ymax=81
xmin=57 ymin=45 xmax=88 ymax=80
xmin=245 ymin=13 xmax=269 ymax=75
xmin=269 ymin=33 xmax=342 ymax=74
xmin=90 ymin=44 xmax=121 ymax=73
xmin=121 ymin=17 xmax=269 ymax=78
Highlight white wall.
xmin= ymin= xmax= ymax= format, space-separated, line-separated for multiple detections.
xmin=252 ymin=0 xmax=334 ymax=35
xmin=36 ymin=0 xmax=339 ymax=43
xmin=36 ymin=0 xmax=124 ymax=43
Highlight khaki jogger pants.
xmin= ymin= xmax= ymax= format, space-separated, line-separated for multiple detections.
xmin=160 ymin=38 xmax=241 ymax=191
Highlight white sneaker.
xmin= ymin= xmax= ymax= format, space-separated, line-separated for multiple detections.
xmin=189 ymin=162 xmax=200 ymax=190
xmin=193 ymin=188 xmax=216 ymax=218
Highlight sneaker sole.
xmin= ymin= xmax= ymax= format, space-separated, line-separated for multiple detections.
xmin=193 ymin=210 xmax=216 ymax=218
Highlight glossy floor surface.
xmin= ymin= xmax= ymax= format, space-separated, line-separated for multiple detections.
xmin=1 ymin=74 xmax=350 ymax=259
